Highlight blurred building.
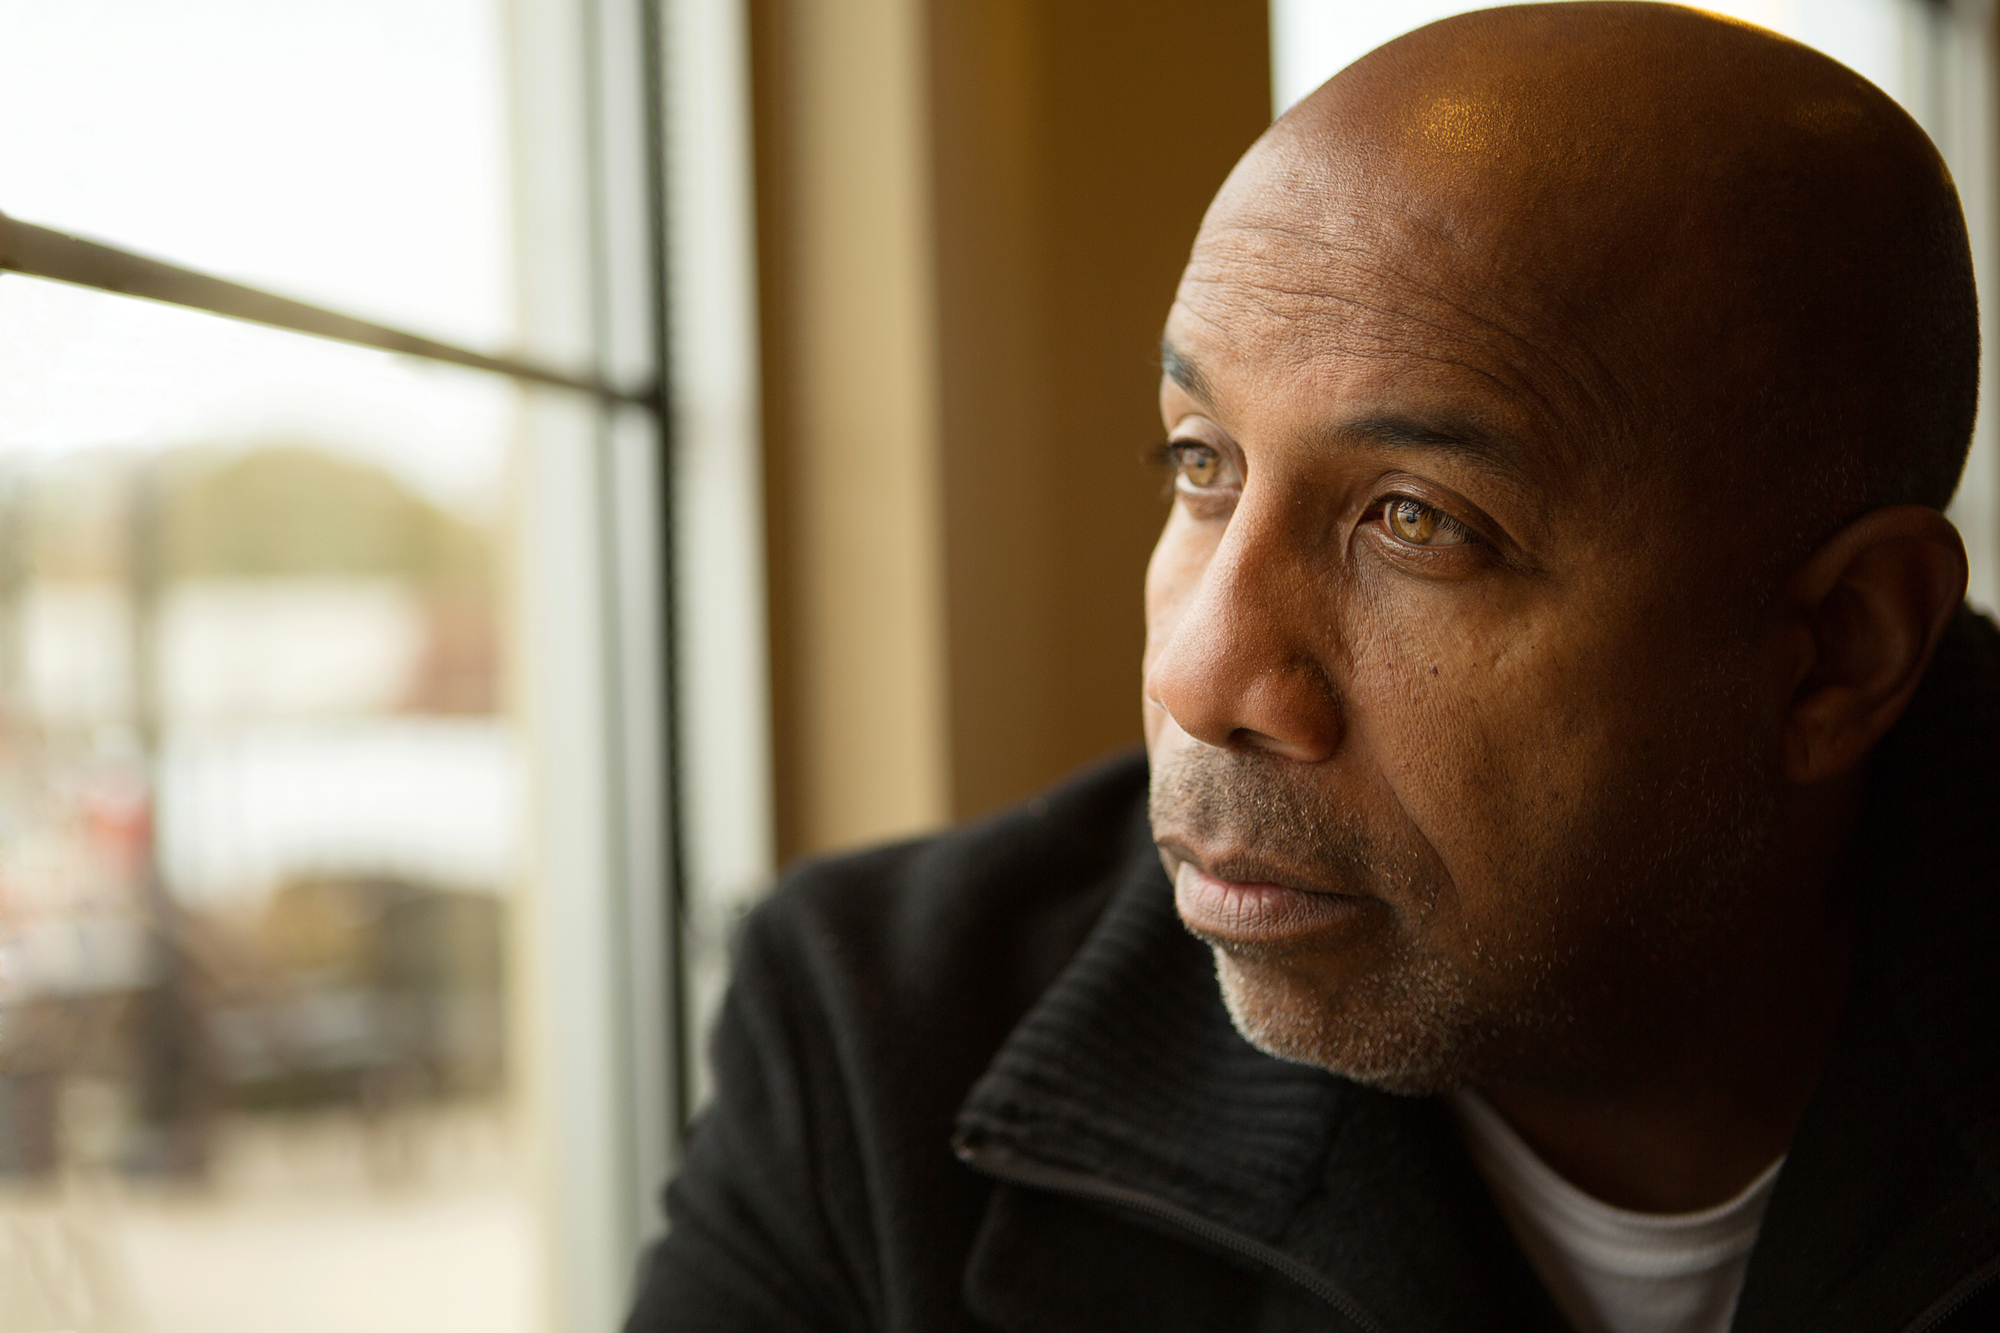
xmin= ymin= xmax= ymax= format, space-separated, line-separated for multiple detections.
xmin=0 ymin=441 xmax=513 ymax=1187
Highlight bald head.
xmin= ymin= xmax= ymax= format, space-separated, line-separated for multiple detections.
xmin=1192 ymin=2 xmax=1975 ymax=543
xmin=1146 ymin=2 xmax=1975 ymax=1121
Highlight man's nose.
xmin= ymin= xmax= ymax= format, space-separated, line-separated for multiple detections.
xmin=1145 ymin=515 xmax=1344 ymax=763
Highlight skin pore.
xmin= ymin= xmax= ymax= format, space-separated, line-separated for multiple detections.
xmin=1142 ymin=3 xmax=1969 ymax=1214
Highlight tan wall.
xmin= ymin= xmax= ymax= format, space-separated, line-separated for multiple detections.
xmin=751 ymin=0 xmax=952 ymax=860
xmin=753 ymin=0 xmax=1272 ymax=860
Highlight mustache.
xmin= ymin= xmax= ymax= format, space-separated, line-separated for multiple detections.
xmin=1148 ymin=747 xmax=1385 ymax=895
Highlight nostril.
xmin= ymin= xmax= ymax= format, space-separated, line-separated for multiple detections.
xmin=1227 ymin=721 xmax=1338 ymax=764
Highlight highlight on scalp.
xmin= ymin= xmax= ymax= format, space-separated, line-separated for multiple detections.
xmin=1267 ymin=2 xmax=1979 ymax=532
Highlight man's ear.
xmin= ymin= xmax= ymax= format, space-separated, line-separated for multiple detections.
xmin=1781 ymin=505 xmax=1967 ymax=784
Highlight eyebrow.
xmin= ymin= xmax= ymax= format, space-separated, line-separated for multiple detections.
xmin=1160 ymin=337 xmax=1215 ymax=405
xmin=1160 ymin=337 xmax=1529 ymax=485
xmin=1337 ymin=416 xmax=1529 ymax=484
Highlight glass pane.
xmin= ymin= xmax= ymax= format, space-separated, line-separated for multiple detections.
xmin=0 ymin=275 xmax=540 ymax=1333
xmin=0 ymin=0 xmax=515 ymax=352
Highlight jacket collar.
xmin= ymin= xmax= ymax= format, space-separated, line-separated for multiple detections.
xmin=954 ymin=785 xmax=1564 ymax=1329
xmin=955 ymin=818 xmax=1343 ymax=1242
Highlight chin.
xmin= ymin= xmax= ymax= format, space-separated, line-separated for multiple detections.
xmin=1211 ymin=945 xmax=1490 ymax=1097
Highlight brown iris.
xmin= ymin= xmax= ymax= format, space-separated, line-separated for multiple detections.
xmin=1388 ymin=498 xmax=1444 ymax=544
xmin=1174 ymin=444 xmax=1222 ymax=488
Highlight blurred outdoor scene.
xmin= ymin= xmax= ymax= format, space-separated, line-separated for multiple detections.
xmin=0 ymin=429 xmax=525 ymax=1333
xmin=0 ymin=1 xmax=542 ymax=1329
xmin=0 ymin=289 xmax=537 ymax=1333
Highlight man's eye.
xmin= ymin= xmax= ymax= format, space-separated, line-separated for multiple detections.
xmin=1384 ymin=497 xmax=1469 ymax=547
xmin=1170 ymin=443 xmax=1228 ymax=489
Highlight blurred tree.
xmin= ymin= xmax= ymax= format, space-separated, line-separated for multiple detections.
xmin=26 ymin=443 xmax=492 ymax=593
xmin=159 ymin=445 xmax=490 ymax=591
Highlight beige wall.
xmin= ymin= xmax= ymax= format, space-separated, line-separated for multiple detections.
xmin=753 ymin=0 xmax=1272 ymax=860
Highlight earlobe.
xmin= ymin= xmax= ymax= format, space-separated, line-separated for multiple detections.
xmin=1781 ymin=506 xmax=1968 ymax=785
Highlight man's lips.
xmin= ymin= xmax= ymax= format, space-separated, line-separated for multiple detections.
xmin=1173 ymin=860 xmax=1371 ymax=946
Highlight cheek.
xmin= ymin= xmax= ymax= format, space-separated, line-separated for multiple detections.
xmin=1339 ymin=590 xmax=1662 ymax=927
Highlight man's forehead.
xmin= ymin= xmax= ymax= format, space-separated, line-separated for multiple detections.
xmin=1174 ymin=223 xmax=1522 ymax=359
xmin=1158 ymin=185 xmax=1594 ymax=465
xmin=1160 ymin=331 xmax=1544 ymax=494
xmin=1172 ymin=137 xmax=1590 ymax=384
xmin=1163 ymin=142 xmax=1673 ymax=503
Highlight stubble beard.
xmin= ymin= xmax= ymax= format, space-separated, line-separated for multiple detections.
xmin=1212 ymin=932 xmax=1512 ymax=1096
xmin=1150 ymin=738 xmax=1777 ymax=1097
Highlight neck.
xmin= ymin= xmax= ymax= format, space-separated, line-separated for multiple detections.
xmin=1478 ymin=779 xmax=1861 ymax=1214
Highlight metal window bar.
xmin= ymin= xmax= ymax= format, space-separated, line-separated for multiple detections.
xmin=0 ymin=209 xmax=657 ymax=408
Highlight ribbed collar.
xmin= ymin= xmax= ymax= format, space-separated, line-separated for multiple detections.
xmin=955 ymin=811 xmax=1348 ymax=1242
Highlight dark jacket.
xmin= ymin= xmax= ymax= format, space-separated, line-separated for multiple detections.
xmin=628 ymin=610 xmax=2000 ymax=1332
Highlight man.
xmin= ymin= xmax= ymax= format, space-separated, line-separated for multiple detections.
xmin=629 ymin=5 xmax=2000 ymax=1330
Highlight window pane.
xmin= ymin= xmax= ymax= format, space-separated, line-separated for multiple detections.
xmin=0 ymin=0 xmax=515 ymax=353
xmin=0 ymin=276 xmax=540 ymax=1333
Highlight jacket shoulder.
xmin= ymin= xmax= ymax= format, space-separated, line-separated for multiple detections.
xmin=628 ymin=751 xmax=1153 ymax=1333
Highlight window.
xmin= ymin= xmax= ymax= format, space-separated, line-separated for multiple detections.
xmin=0 ymin=2 xmax=770 ymax=1329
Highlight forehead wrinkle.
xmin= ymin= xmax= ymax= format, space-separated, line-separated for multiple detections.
xmin=1180 ymin=229 xmax=1626 ymax=477
xmin=1184 ymin=225 xmax=1540 ymax=362
xmin=1175 ymin=272 xmax=1547 ymax=426
xmin=1187 ymin=223 xmax=1579 ymax=396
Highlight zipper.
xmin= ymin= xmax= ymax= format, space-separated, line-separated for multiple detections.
xmin=961 ymin=1132 xmax=2000 ymax=1333
xmin=1900 ymin=1252 xmax=2000 ymax=1333
xmin=954 ymin=1132 xmax=1392 ymax=1333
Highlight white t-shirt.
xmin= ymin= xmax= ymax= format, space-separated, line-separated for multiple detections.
xmin=1450 ymin=1091 xmax=1784 ymax=1333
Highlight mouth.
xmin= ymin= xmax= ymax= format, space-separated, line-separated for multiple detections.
xmin=1171 ymin=857 xmax=1374 ymax=948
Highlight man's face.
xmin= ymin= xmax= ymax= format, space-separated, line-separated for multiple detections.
xmin=1143 ymin=142 xmax=1784 ymax=1094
